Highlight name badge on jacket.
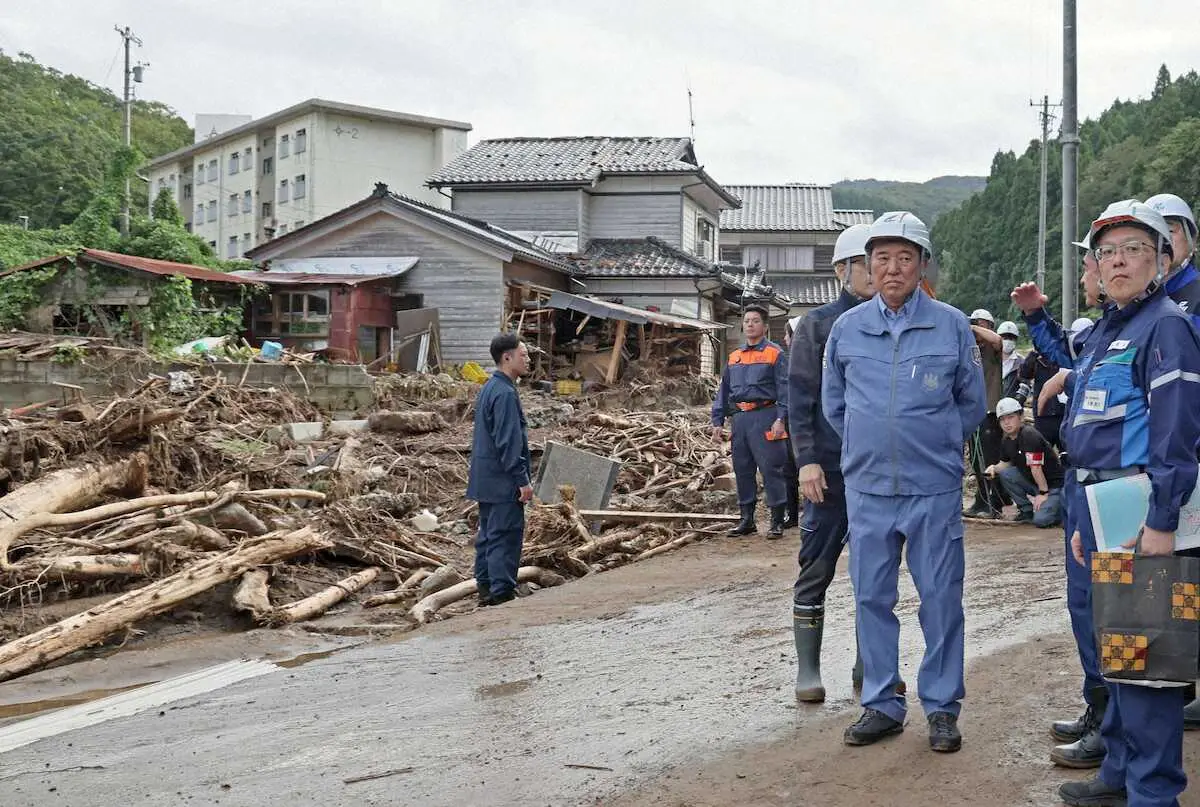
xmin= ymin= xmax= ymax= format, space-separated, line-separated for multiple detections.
xmin=1081 ymin=388 xmax=1107 ymax=413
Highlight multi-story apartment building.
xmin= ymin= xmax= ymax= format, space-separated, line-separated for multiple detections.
xmin=146 ymin=99 xmax=471 ymax=259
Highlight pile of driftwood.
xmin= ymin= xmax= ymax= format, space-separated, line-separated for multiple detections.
xmin=0 ymin=370 xmax=737 ymax=681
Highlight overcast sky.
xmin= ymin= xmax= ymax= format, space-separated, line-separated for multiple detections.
xmin=2 ymin=0 xmax=1197 ymax=184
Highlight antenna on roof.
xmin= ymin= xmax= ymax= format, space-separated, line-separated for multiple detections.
xmin=685 ymin=69 xmax=696 ymax=144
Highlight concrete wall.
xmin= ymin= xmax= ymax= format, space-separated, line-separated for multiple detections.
xmin=0 ymin=357 xmax=376 ymax=414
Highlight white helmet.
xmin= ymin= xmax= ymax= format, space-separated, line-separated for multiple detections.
xmin=787 ymin=315 xmax=802 ymax=333
xmin=1087 ymin=199 xmax=1174 ymax=259
xmin=1145 ymin=193 xmax=1198 ymax=239
xmin=997 ymin=320 xmax=1019 ymax=338
xmin=832 ymin=224 xmax=871 ymax=266
xmin=969 ymin=309 xmax=995 ymax=325
xmin=996 ymin=397 xmax=1022 ymax=418
xmin=1071 ymin=230 xmax=1092 ymax=251
xmin=865 ymin=211 xmax=932 ymax=260
xmin=1069 ymin=317 xmax=1094 ymax=336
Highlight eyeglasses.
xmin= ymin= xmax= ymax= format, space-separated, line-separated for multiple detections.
xmin=1092 ymin=240 xmax=1157 ymax=263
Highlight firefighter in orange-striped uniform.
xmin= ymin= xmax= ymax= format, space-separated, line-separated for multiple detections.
xmin=711 ymin=304 xmax=790 ymax=538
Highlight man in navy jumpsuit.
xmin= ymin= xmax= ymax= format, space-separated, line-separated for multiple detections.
xmin=823 ymin=211 xmax=987 ymax=752
xmin=466 ymin=333 xmax=533 ymax=606
xmin=788 ymin=223 xmax=880 ymax=702
xmin=1020 ymin=200 xmax=1200 ymax=807
xmin=712 ymin=304 xmax=790 ymax=539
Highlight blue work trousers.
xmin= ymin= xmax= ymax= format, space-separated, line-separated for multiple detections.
xmin=996 ymin=467 xmax=1062 ymax=528
xmin=1098 ymin=684 xmax=1187 ymax=807
xmin=846 ymin=488 xmax=965 ymax=723
xmin=730 ymin=405 xmax=789 ymax=507
xmin=793 ymin=470 xmax=848 ymax=612
xmin=1064 ymin=475 xmax=1104 ymax=698
xmin=474 ymin=501 xmax=525 ymax=598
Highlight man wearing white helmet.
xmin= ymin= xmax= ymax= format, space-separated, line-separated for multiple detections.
xmin=1146 ymin=192 xmax=1200 ymax=330
xmin=964 ymin=308 xmax=1007 ymax=518
xmin=998 ymin=320 xmax=1025 ymax=400
xmin=787 ymin=222 xmax=883 ymax=703
xmin=823 ymin=212 xmax=986 ymax=752
xmin=984 ymin=396 xmax=1063 ymax=528
xmin=1018 ymin=199 xmax=1200 ymax=806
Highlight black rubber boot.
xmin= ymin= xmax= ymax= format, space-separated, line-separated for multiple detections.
xmin=1057 ymin=776 xmax=1127 ymax=807
xmin=1184 ymin=694 xmax=1200 ymax=731
xmin=728 ymin=503 xmax=756 ymax=536
xmin=792 ymin=608 xmax=825 ymax=703
xmin=1052 ymin=685 xmax=1107 ymax=743
xmin=767 ymin=505 xmax=786 ymax=539
xmin=783 ymin=483 xmax=800 ymax=529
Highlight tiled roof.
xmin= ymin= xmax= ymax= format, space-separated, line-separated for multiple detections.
xmin=720 ymin=184 xmax=842 ymax=232
xmin=834 ymin=209 xmax=875 ymax=227
xmin=771 ymin=273 xmax=842 ymax=306
xmin=571 ymin=237 xmax=716 ymax=278
xmin=0 ymin=248 xmax=256 ymax=285
xmin=428 ymin=137 xmax=697 ymax=186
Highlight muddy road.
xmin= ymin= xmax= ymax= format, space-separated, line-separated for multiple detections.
xmin=1 ymin=524 xmax=1197 ymax=807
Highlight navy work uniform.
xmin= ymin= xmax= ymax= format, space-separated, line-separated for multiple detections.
xmin=711 ymin=339 xmax=790 ymax=526
xmin=823 ymin=286 xmax=987 ymax=726
xmin=1059 ymin=284 xmax=1200 ymax=805
xmin=466 ymin=370 xmax=531 ymax=601
xmin=1164 ymin=256 xmax=1200 ymax=330
xmin=788 ymin=286 xmax=869 ymax=699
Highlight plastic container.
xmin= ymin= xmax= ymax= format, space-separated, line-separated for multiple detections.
xmin=260 ymin=341 xmax=284 ymax=361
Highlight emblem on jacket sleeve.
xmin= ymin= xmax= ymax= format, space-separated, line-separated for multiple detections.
xmin=971 ymin=345 xmax=982 ymax=366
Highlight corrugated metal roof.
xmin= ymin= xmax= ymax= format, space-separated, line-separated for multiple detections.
xmin=545 ymin=289 xmax=727 ymax=331
xmin=833 ymin=209 xmax=875 ymax=227
xmin=0 ymin=249 xmax=257 ymax=285
xmin=571 ymin=237 xmax=716 ymax=278
xmin=428 ymin=137 xmax=697 ymax=185
xmin=720 ymin=184 xmax=841 ymax=231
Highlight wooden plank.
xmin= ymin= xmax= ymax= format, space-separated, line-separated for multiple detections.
xmin=578 ymin=509 xmax=740 ymax=523
xmin=605 ymin=319 xmax=627 ymax=384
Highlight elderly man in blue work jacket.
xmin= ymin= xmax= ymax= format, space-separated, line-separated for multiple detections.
xmin=712 ymin=303 xmax=791 ymax=538
xmin=823 ymin=211 xmax=987 ymax=753
xmin=466 ymin=332 xmax=533 ymax=607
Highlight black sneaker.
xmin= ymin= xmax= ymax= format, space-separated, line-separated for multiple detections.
xmin=963 ymin=504 xmax=998 ymax=519
xmin=928 ymin=711 xmax=962 ymax=752
xmin=488 ymin=590 xmax=517 ymax=605
xmin=1014 ymin=511 xmax=1035 ymax=524
xmin=843 ymin=708 xmax=903 ymax=746
xmin=1057 ymin=776 xmax=1127 ymax=806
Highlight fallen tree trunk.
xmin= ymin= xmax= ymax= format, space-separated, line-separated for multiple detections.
xmin=577 ymin=509 xmax=740 ymax=524
xmin=0 ymin=488 xmax=324 ymax=569
xmin=266 ymin=567 xmax=380 ymax=625
xmin=232 ymin=568 xmax=272 ymax=621
xmin=418 ymin=565 xmax=464 ymax=597
xmin=362 ymin=569 xmax=432 ymax=608
xmin=9 ymin=554 xmax=143 ymax=580
xmin=0 ymin=527 xmax=330 ymax=682
xmin=635 ymin=533 xmax=695 ymax=561
xmin=367 ymin=410 xmax=448 ymax=435
xmin=99 ymin=408 xmax=183 ymax=444
xmin=0 ymin=454 xmax=147 ymax=532
xmin=573 ymin=528 xmax=641 ymax=560
xmin=410 ymin=566 xmax=565 ymax=624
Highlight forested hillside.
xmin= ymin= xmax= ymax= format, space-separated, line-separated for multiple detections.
xmin=934 ymin=65 xmax=1200 ymax=318
xmin=0 ymin=50 xmax=192 ymax=230
xmin=832 ymin=176 xmax=985 ymax=225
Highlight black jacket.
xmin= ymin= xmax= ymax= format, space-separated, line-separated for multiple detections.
xmin=787 ymin=287 xmax=868 ymax=472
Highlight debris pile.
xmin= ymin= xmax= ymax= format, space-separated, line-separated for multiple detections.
xmin=0 ymin=369 xmax=736 ymax=681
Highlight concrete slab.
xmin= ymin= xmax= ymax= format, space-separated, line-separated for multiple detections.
xmin=286 ymin=421 xmax=325 ymax=443
xmin=328 ymin=419 xmax=369 ymax=436
xmin=534 ymin=440 xmax=621 ymax=511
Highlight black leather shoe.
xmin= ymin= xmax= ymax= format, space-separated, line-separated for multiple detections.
xmin=488 ymin=590 xmax=516 ymax=605
xmin=928 ymin=711 xmax=962 ymax=752
xmin=782 ymin=512 xmax=800 ymax=529
xmin=1052 ymin=688 xmax=1107 ymax=743
xmin=1058 ymin=776 xmax=1127 ymax=806
xmin=728 ymin=504 xmax=757 ymax=536
xmin=843 ymin=708 xmax=903 ymax=746
xmin=767 ymin=505 xmax=786 ymax=539
xmin=1051 ymin=725 xmax=1105 ymax=769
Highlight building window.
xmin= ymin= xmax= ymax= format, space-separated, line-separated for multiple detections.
xmin=208 ymin=240 xmax=217 ymax=250
xmin=156 ymin=177 xmax=166 ymax=192
xmin=694 ymin=218 xmax=715 ymax=260
xmin=262 ymin=201 xmax=273 ymax=219
xmin=279 ymin=134 xmax=290 ymax=158
xmin=183 ymin=183 xmax=192 ymax=200
xmin=295 ymin=220 xmax=305 ymax=228
xmin=243 ymin=189 xmax=253 ymax=214
xmin=168 ymin=173 xmax=175 ymax=183
xmin=262 ymin=137 xmax=272 ymax=149
xmin=229 ymin=152 xmax=240 ymax=174
xmin=278 ymin=223 xmax=289 ymax=235
xmin=293 ymin=174 xmax=306 ymax=200
xmin=228 ymin=194 xmax=239 ymax=217
xmin=196 ymin=163 xmax=205 ymax=184
xmin=206 ymin=200 xmax=217 ymax=222
xmin=295 ymin=128 xmax=306 ymax=153
xmin=227 ymin=236 xmax=239 ymax=258
xmin=244 ymin=147 xmax=253 ymax=164
xmin=253 ymin=290 xmax=330 ymax=337
xmin=262 ymin=156 xmax=273 ymax=176
xmin=719 ymin=246 xmax=743 ymax=264
xmin=243 ymin=232 xmax=252 ymax=247
xmin=196 ymin=205 xmax=205 ymax=222
xmin=279 ymin=179 xmax=289 ymax=203
xmin=207 ymin=159 xmax=218 ymax=182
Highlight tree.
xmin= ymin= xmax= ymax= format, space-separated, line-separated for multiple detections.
xmin=151 ymin=187 xmax=184 ymax=226
xmin=1154 ymin=65 xmax=1172 ymax=99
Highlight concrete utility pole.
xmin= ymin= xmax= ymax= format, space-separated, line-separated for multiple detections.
xmin=1060 ymin=0 xmax=1079 ymax=323
xmin=1031 ymin=95 xmax=1060 ymax=290
xmin=114 ymin=25 xmax=143 ymax=238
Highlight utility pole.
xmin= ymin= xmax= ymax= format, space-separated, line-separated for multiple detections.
xmin=114 ymin=25 xmax=143 ymax=238
xmin=1030 ymin=95 xmax=1060 ymax=290
xmin=1060 ymin=0 xmax=1079 ymax=323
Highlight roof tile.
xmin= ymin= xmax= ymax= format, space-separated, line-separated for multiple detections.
xmin=428 ymin=137 xmax=696 ymax=185
xmin=721 ymin=184 xmax=842 ymax=231
xmin=571 ymin=237 xmax=714 ymax=278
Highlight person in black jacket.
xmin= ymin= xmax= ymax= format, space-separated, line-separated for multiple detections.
xmin=786 ymin=223 xmax=883 ymax=702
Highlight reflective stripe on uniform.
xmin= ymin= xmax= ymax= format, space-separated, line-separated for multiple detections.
xmin=1149 ymin=369 xmax=1200 ymax=390
xmin=1073 ymin=403 xmax=1128 ymax=427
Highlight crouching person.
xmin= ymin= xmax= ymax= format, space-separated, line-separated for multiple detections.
xmin=985 ymin=396 xmax=1064 ymax=528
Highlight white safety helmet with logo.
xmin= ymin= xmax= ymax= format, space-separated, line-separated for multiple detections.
xmin=832 ymin=223 xmax=871 ymax=267
xmin=1145 ymin=192 xmax=1197 ymax=267
xmin=995 ymin=397 xmax=1022 ymax=418
xmin=1087 ymin=199 xmax=1175 ymax=286
xmin=997 ymin=321 xmax=1019 ymax=338
xmin=1069 ymin=317 xmax=1094 ymax=336
xmin=865 ymin=211 xmax=932 ymax=260
xmin=969 ymin=309 xmax=995 ymax=325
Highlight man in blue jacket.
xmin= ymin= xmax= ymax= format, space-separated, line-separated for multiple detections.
xmin=466 ymin=333 xmax=533 ymax=606
xmin=1146 ymin=193 xmax=1200 ymax=330
xmin=787 ymin=223 xmax=877 ymax=702
xmin=712 ymin=304 xmax=790 ymax=538
xmin=823 ymin=211 xmax=987 ymax=753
